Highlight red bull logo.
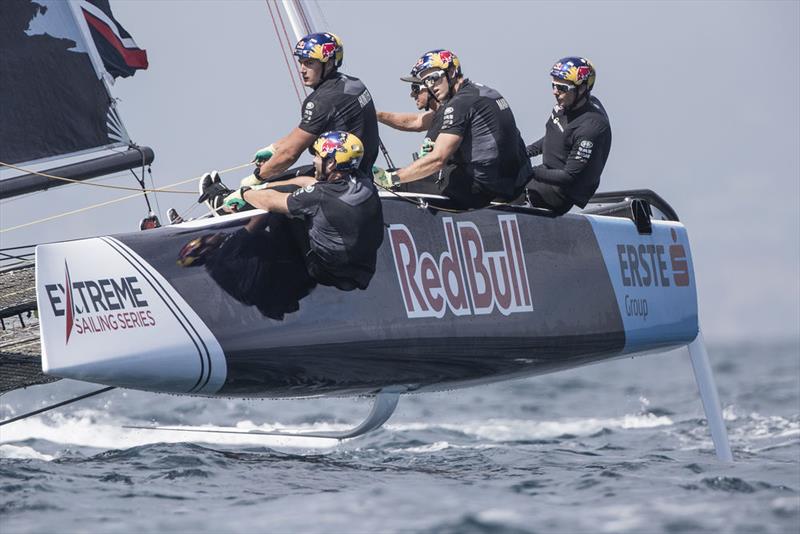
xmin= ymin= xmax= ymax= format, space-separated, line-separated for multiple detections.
xmin=577 ymin=66 xmax=591 ymax=80
xmin=319 ymin=137 xmax=340 ymax=156
xmin=388 ymin=215 xmax=533 ymax=318
xmin=320 ymin=42 xmax=336 ymax=59
xmin=438 ymin=50 xmax=452 ymax=64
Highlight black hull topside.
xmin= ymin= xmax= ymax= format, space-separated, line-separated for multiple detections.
xmin=36 ymin=196 xmax=698 ymax=398
xmin=114 ymin=196 xmax=694 ymax=398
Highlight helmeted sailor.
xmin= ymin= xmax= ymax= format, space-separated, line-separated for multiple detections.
xmin=376 ymin=71 xmax=444 ymax=194
xmin=252 ymin=32 xmax=378 ymax=178
xmin=221 ymin=131 xmax=383 ymax=291
xmin=525 ymin=57 xmax=612 ymax=215
xmin=200 ymin=32 xmax=379 ymax=211
xmin=373 ymin=50 xmax=531 ymax=210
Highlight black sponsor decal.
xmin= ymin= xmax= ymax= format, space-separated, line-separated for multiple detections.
xmin=44 ymin=262 xmax=156 ymax=343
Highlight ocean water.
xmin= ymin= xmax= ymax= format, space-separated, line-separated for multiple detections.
xmin=1 ymin=341 xmax=798 ymax=533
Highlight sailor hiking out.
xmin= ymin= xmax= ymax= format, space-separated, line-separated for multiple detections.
xmin=221 ymin=130 xmax=384 ymax=291
xmin=525 ymin=57 xmax=612 ymax=215
xmin=373 ymin=49 xmax=532 ymax=210
xmin=199 ymin=31 xmax=379 ymax=212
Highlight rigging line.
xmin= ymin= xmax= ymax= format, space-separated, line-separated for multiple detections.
xmin=311 ymin=0 xmax=330 ymax=29
xmin=266 ymin=0 xmax=303 ymax=106
xmin=0 ymin=251 xmax=34 ymax=261
xmin=274 ymin=0 xmax=307 ymax=97
xmin=378 ymin=137 xmax=396 ymax=169
xmin=293 ymin=0 xmax=312 ymax=34
xmin=0 ymin=285 xmax=34 ymax=298
xmin=0 ymin=386 xmax=115 ymax=427
xmin=0 ymin=161 xmax=252 ymax=196
xmin=0 ymin=244 xmax=37 ymax=251
xmin=373 ymin=183 xmax=466 ymax=213
xmin=0 ymin=160 xmax=192 ymax=194
xmin=129 ymin=169 xmax=154 ymax=212
xmin=148 ymin=166 xmax=162 ymax=217
xmin=129 ymin=144 xmax=159 ymax=216
xmin=0 ymin=163 xmax=253 ymax=235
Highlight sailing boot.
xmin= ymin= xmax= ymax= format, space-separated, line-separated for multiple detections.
xmin=167 ymin=208 xmax=184 ymax=224
xmin=198 ymin=171 xmax=228 ymax=216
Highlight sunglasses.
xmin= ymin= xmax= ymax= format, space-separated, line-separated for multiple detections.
xmin=552 ymin=81 xmax=576 ymax=93
xmin=410 ymin=83 xmax=422 ymax=96
xmin=422 ymin=70 xmax=447 ymax=88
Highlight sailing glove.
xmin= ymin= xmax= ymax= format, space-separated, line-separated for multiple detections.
xmin=240 ymin=173 xmax=263 ymax=187
xmin=223 ymin=187 xmax=251 ymax=212
xmin=252 ymin=144 xmax=276 ymax=164
xmin=418 ymin=138 xmax=435 ymax=158
xmin=372 ymin=166 xmax=400 ymax=189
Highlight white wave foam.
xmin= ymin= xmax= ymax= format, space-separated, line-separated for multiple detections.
xmin=401 ymin=441 xmax=452 ymax=453
xmin=389 ymin=413 xmax=673 ymax=441
xmin=0 ymin=412 xmax=350 ymax=451
xmin=0 ymin=444 xmax=54 ymax=461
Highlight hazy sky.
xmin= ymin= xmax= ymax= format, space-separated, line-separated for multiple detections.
xmin=1 ymin=0 xmax=798 ymax=344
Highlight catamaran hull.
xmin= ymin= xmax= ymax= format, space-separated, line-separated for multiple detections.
xmin=35 ymin=199 xmax=698 ymax=398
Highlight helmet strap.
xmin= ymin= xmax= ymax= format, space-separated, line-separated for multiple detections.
xmin=565 ymin=85 xmax=588 ymax=111
xmin=426 ymin=88 xmax=439 ymax=108
xmin=445 ymin=67 xmax=459 ymax=97
xmin=318 ymin=62 xmax=337 ymax=85
xmin=319 ymin=155 xmax=337 ymax=180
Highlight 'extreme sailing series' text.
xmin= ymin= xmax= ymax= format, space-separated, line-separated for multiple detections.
xmin=44 ymin=261 xmax=156 ymax=343
xmin=388 ymin=215 xmax=533 ymax=319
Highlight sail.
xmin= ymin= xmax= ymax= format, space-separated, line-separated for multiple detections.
xmin=0 ymin=0 xmax=152 ymax=199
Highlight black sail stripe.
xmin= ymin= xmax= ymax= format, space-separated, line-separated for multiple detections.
xmin=100 ymin=237 xmax=211 ymax=393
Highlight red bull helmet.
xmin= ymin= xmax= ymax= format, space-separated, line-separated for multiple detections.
xmin=293 ymin=32 xmax=344 ymax=68
xmin=311 ymin=131 xmax=364 ymax=171
xmin=410 ymin=49 xmax=461 ymax=78
xmin=550 ymin=57 xmax=596 ymax=90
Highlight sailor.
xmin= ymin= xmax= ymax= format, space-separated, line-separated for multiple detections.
xmin=525 ymin=57 xmax=612 ymax=215
xmin=200 ymin=32 xmax=378 ymax=209
xmin=221 ymin=131 xmax=383 ymax=291
xmin=373 ymin=50 xmax=531 ymax=210
xmin=377 ymin=75 xmax=441 ymax=157
xmin=376 ymin=73 xmax=444 ymax=194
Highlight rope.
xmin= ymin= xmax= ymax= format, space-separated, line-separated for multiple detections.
xmin=293 ymin=0 xmax=313 ymax=34
xmin=0 ymin=160 xmax=195 ymax=194
xmin=374 ymin=182 xmax=464 ymax=214
xmin=273 ymin=0 xmax=307 ymax=98
xmin=265 ymin=0 xmax=304 ymax=106
xmin=0 ymin=162 xmax=253 ymax=234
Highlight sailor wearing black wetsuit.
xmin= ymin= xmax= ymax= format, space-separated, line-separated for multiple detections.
xmin=377 ymin=74 xmax=445 ymax=195
xmin=374 ymin=50 xmax=531 ymax=210
xmin=298 ymin=71 xmax=378 ymax=175
xmin=285 ymin=164 xmax=383 ymax=290
xmin=222 ymin=131 xmax=383 ymax=291
xmin=526 ymin=57 xmax=612 ymax=215
xmin=436 ymin=79 xmax=531 ymax=206
xmin=202 ymin=32 xmax=379 ymax=215
xmin=201 ymin=32 xmax=378 ymax=208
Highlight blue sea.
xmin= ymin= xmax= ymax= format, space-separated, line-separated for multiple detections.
xmin=1 ymin=341 xmax=798 ymax=533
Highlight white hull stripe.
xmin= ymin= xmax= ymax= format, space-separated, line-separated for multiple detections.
xmin=101 ymin=237 xmax=213 ymax=393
